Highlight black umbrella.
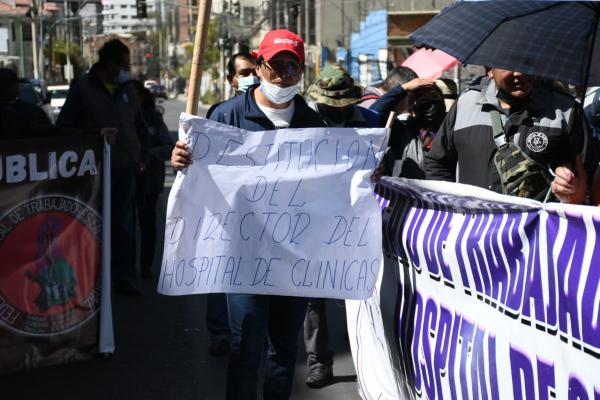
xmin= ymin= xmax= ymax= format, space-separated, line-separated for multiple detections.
xmin=411 ymin=1 xmax=600 ymax=87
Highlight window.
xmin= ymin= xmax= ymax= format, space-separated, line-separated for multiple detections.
xmin=0 ymin=27 xmax=8 ymax=54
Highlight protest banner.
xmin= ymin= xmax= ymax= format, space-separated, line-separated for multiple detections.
xmin=159 ymin=114 xmax=388 ymax=300
xmin=0 ymin=134 xmax=112 ymax=373
xmin=348 ymin=177 xmax=600 ymax=399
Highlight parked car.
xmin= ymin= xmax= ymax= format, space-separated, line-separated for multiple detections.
xmin=47 ymin=84 xmax=70 ymax=119
xmin=18 ymin=79 xmax=54 ymax=124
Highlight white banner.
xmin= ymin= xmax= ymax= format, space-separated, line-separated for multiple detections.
xmin=348 ymin=177 xmax=600 ymax=400
xmin=158 ymin=114 xmax=388 ymax=300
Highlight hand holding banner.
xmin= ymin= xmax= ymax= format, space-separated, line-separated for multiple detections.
xmin=158 ymin=114 xmax=388 ymax=300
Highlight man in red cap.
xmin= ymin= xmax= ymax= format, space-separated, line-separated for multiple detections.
xmin=171 ymin=29 xmax=325 ymax=400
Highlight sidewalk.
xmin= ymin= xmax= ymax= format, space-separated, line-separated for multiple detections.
xmin=0 ymin=276 xmax=360 ymax=399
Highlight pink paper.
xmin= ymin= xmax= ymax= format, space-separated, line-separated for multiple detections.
xmin=401 ymin=49 xmax=460 ymax=79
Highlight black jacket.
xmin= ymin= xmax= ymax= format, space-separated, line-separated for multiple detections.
xmin=0 ymin=101 xmax=53 ymax=141
xmin=137 ymin=105 xmax=174 ymax=194
xmin=208 ymin=85 xmax=325 ymax=130
xmin=424 ymin=78 xmax=589 ymax=194
xmin=56 ymin=63 xmax=148 ymax=169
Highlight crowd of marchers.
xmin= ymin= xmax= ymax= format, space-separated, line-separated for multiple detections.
xmin=170 ymin=28 xmax=600 ymax=400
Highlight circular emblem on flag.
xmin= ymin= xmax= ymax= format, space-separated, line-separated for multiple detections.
xmin=0 ymin=196 xmax=102 ymax=336
xmin=525 ymin=132 xmax=548 ymax=152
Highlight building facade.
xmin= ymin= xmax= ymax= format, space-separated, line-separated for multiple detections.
xmin=346 ymin=0 xmax=458 ymax=85
xmin=102 ymin=0 xmax=156 ymax=34
xmin=0 ymin=0 xmax=30 ymax=76
xmin=0 ymin=0 xmax=62 ymax=78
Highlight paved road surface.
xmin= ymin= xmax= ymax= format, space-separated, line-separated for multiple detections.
xmin=0 ymin=99 xmax=361 ymax=400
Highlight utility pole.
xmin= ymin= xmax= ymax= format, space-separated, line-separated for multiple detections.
xmin=64 ymin=0 xmax=72 ymax=82
xmin=304 ymin=0 xmax=309 ymax=43
xmin=298 ymin=0 xmax=303 ymax=38
xmin=31 ymin=0 xmax=40 ymax=79
xmin=358 ymin=0 xmax=361 ymax=21
xmin=79 ymin=11 xmax=83 ymax=56
xmin=219 ymin=1 xmax=227 ymax=101
xmin=187 ymin=0 xmax=193 ymax=42
xmin=158 ymin=0 xmax=164 ymax=77
xmin=169 ymin=6 xmax=176 ymax=73
xmin=219 ymin=37 xmax=225 ymax=101
xmin=341 ymin=0 xmax=345 ymax=48
xmin=39 ymin=0 xmax=45 ymax=81
xmin=18 ymin=22 xmax=26 ymax=75
xmin=303 ymin=0 xmax=310 ymax=91
xmin=271 ymin=0 xmax=276 ymax=28
xmin=315 ymin=0 xmax=321 ymax=75
xmin=161 ymin=0 xmax=166 ymax=79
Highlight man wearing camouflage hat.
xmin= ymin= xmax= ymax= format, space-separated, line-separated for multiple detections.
xmin=307 ymin=64 xmax=380 ymax=129
xmin=303 ymin=64 xmax=380 ymax=389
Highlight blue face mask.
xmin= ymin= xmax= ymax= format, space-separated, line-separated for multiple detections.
xmin=117 ymin=70 xmax=130 ymax=84
xmin=236 ymin=75 xmax=259 ymax=93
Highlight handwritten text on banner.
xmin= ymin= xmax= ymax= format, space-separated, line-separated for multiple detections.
xmin=158 ymin=114 xmax=388 ymax=299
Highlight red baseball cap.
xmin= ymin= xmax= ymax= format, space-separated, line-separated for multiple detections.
xmin=257 ymin=29 xmax=305 ymax=64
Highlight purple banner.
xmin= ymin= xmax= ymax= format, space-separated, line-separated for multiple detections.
xmin=349 ymin=177 xmax=600 ymax=400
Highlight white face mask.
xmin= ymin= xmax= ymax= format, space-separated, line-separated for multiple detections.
xmin=117 ymin=69 xmax=130 ymax=84
xmin=259 ymin=79 xmax=299 ymax=104
xmin=236 ymin=75 xmax=259 ymax=93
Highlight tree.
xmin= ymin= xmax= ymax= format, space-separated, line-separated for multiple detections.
xmin=50 ymin=40 xmax=86 ymax=79
xmin=179 ymin=19 xmax=220 ymax=80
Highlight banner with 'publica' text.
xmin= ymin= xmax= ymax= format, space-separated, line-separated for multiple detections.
xmin=348 ymin=177 xmax=600 ymax=400
xmin=159 ymin=114 xmax=388 ymax=300
xmin=0 ymin=134 xmax=107 ymax=374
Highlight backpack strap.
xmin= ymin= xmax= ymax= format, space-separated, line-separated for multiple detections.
xmin=489 ymin=108 xmax=508 ymax=148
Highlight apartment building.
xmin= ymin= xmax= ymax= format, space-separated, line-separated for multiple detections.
xmin=102 ymin=0 xmax=157 ymax=34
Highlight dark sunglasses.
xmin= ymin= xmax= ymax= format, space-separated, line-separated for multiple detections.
xmin=262 ymin=59 xmax=301 ymax=76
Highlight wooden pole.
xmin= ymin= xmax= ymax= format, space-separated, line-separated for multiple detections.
xmin=186 ymin=0 xmax=212 ymax=115
xmin=385 ymin=111 xmax=397 ymax=129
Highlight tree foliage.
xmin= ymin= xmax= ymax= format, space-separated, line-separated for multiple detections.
xmin=179 ymin=19 xmax=220 ymax=80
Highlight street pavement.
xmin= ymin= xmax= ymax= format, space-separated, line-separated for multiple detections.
xmin=0 ymin=98 xmax=361 ymax=400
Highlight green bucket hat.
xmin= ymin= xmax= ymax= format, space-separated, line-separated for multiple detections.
xmin=307 ymin=64 xmax=363 ymax=107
